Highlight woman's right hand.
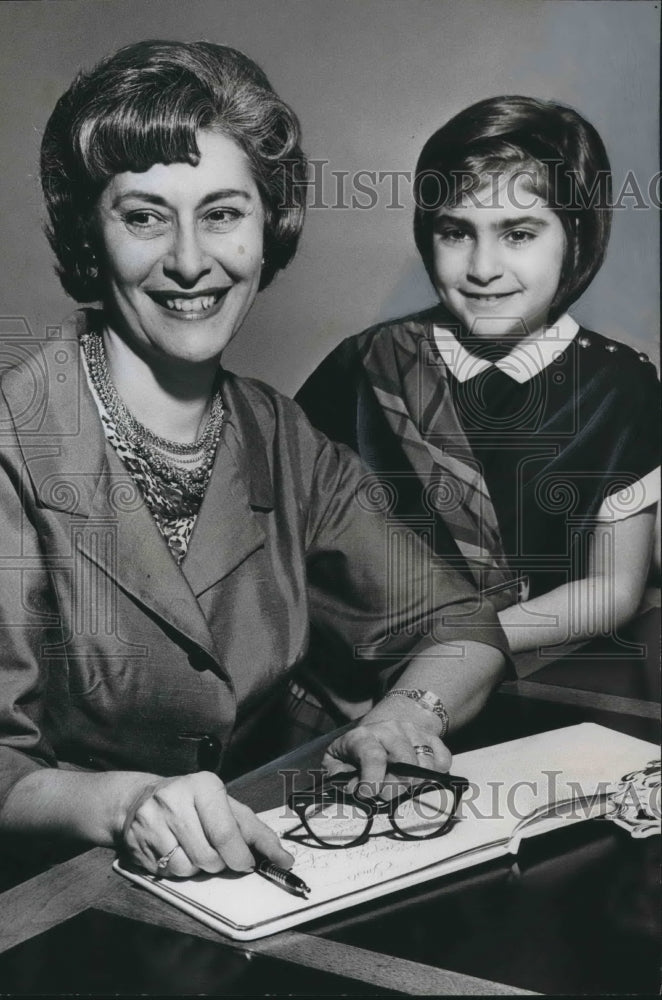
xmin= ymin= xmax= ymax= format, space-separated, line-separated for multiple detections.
xmin=121 ymin=771 xmax=293 ymax=878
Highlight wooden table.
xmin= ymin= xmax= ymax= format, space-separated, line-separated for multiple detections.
xmin=0 ymin=648 xmax=659 ymax=995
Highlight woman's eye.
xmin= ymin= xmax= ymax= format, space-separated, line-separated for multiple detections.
xmin=124 ymin=211 xmax=167 ymax=234
xmin=204 ymin=208 xmax=243 ymax=231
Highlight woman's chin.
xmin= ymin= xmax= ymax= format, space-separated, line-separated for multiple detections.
xmin=153 ymin=339 xmax=229 ymax=368
xmin=107 ymin=310 xmax=237 ymax=369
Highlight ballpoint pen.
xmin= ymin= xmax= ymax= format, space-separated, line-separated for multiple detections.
xmin=254 ymin=854 xmax=311 ymax=898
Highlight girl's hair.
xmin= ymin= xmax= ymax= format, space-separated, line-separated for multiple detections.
xmin=413 ymin=96 xmax=612 ymax=319
xmin=41 ymin=39 xmax=307 ymax=299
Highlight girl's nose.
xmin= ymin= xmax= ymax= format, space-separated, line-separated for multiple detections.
xmin=467 ymin=238 xmax=503 ymax=284
xmin=164 ymin=225 xmax=212 ymax=286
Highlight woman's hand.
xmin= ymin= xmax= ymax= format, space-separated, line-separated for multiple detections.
xmin=121 ymin=771 xmax=293 ymax=878
xmin=321 ymin=639 xmax=506 ymax=793
xmin=322 ymin=697 xmax=452 ymax=795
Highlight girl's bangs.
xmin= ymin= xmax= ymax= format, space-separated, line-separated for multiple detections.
xmin=445 ymin=153 xmax=552 ymax=209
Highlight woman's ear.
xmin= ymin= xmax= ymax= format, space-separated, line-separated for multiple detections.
xmin=81 ymin=216 xmax=101 ymax=282
xmin=81 ymin=241 xmax=99 ymax=281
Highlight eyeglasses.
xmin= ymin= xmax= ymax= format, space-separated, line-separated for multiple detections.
xmin=286 ymin=762 xmax=468 ymax=849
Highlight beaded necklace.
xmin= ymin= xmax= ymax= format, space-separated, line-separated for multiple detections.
xmin=81 ymin=328 xmax=224 ymax=502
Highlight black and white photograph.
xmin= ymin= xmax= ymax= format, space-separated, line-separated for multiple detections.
xmin=0 ymin=1 xmax=659 ymax=995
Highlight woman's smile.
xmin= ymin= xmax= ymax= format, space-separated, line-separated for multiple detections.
xmin=146 ymin=287 xmax=231 ymax=318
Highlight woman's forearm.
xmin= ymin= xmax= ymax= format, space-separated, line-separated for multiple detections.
xmin=0 ymin=768 xmax=159 ymax=845
xmin=0 ymin=766 xmax=294 ymax=877
xmin=379 ymin=639 xmax=506 ymax=731
xmin=324 ymin=639 xmax=505 ymax=782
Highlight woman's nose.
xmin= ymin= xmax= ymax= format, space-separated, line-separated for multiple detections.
xmin=467 ymin=238 xmax=503 ymax=284
xmin=164 ymin=225 xmax=212 ymax=285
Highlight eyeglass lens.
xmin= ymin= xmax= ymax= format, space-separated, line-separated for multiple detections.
xmin=303 ymin=799 xmax=372 ymax=847
xmin=390 ymin=785 xmax=456 ymax=838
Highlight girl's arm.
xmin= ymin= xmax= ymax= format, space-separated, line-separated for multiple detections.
xmin=498 ymin=508 xmax=656 ymax=655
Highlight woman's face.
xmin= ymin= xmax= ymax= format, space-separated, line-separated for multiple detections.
xmin=95 ymin=130 xmax=264 ymax=367
xmin=431 ymin=173 xmax=566 ymax=341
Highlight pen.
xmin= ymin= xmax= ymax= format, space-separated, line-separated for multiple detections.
xmin=254 ymin=854 xmax=310 ymax=898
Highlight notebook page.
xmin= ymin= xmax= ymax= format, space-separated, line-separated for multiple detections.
xmin=134 ymin=723 xmax=656 ymax=931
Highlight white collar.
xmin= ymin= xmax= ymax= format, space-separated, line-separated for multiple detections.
xmin=432 ymin=313 xmax=579 ymax=384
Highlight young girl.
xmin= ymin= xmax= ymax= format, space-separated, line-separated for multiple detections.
xmin=297 ymin=95 xmax=659 ymax=690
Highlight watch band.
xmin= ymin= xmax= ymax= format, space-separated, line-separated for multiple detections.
xmin=382 ymin=688 xmax=450 ymax=738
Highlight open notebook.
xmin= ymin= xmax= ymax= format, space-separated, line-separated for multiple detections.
xmin=114 ymin=723 xmax=659 ymax=940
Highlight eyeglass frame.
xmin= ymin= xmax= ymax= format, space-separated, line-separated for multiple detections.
xmin=286 ymin=761 xmax=469 ymax=849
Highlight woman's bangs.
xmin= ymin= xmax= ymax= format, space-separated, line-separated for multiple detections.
xmin=77 ymin=91 xmax=209 ymax=182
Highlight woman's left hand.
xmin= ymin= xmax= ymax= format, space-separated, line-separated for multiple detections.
xmin=322 ymin=699 xmax=452 ymax=795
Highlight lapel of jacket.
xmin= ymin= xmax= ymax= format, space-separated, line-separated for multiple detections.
xmin=1 ymin=312 xmax=266 ymax=672
xmin=180 ymin=376 xmax=271 ymax=599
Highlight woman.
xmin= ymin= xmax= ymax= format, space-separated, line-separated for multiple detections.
xmin=297 ymin=96 xmax=659 ymax=682
xmin=0 ymin=43 xmax=507 ymax=880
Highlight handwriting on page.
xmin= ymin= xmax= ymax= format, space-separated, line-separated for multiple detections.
xmin=270 ymin=810 xmax=508 ymax=895
xmin=293 ymin=843 xmax=397 ymax=887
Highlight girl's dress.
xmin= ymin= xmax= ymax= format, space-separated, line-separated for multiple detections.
xmin=295 ymin=306 xmax=660 ymax=691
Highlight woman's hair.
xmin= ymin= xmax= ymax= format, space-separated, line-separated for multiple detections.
xmin=41 ymin=39 xmax=307 ymax=299
xmin=413 ymin=96 xmax=612 ymax=319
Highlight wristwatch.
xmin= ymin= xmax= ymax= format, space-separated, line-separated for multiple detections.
xmin=383 ymin=688 xmax=450 ymax=738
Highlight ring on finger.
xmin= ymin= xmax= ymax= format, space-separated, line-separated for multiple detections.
xmin=156 ymin=844 xmax=179 ymax=874
xmin=413 ymin=744 xmax=435 ymax=757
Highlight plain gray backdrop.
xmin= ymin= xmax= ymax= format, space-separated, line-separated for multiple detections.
xmin=1 ymin=0 xmax=659 ymax=394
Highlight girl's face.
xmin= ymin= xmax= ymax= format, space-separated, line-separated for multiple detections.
xmin=94 ymin=129 xmax=264 ymax=368
xmin=431 ymin=173 xmax=566 ymax=342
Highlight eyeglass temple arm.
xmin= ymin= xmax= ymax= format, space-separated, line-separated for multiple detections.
xmin=317 ymin=763 xmax=467 ymax=787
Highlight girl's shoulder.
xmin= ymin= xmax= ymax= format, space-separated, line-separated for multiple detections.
xmin=573 ymin=326 xmax=659 ymax=387
xmin=349 ymin=306 xmax=441 ymax=354
xmin=575 ymin=327 xmax=655 ymax=371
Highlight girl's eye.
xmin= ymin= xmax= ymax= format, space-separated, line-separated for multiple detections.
xmin=437 ymin=227 xmax=471 ymax=244
xmin=505 ymin=229 xmax=535 ymax=245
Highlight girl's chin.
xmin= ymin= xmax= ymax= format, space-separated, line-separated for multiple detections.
xmin=462 ymin=321 xmax=528 ymax=341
